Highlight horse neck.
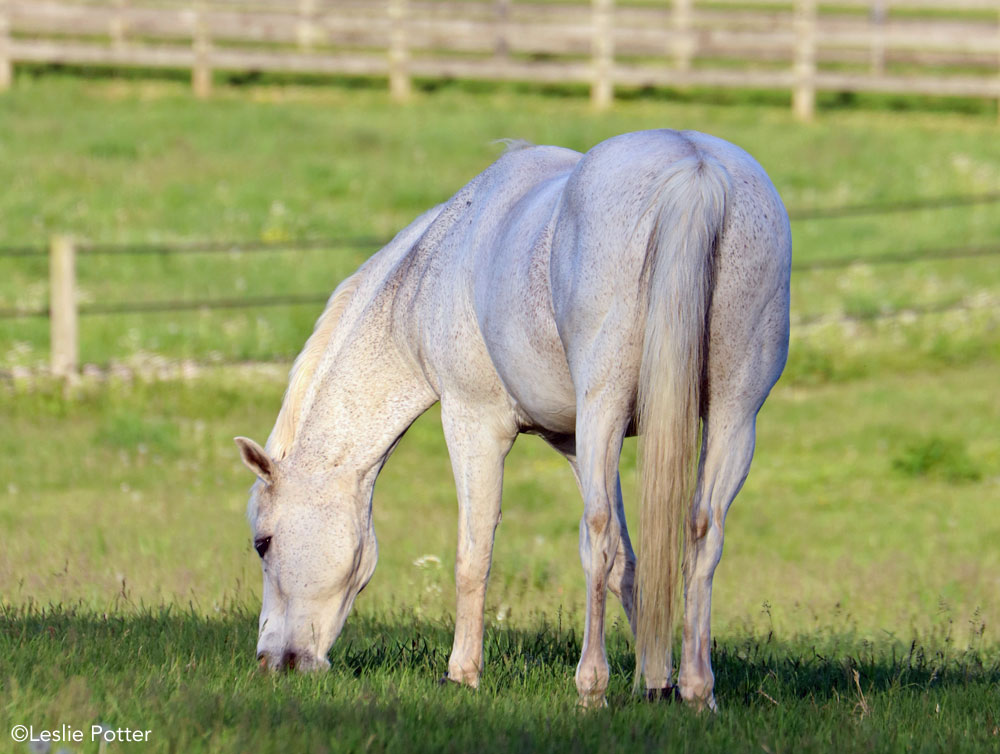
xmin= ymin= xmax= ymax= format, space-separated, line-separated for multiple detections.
xmin=287 ymin=304 xmax=436 ymax=480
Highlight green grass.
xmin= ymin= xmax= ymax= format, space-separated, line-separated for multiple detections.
xmin=3 ymin=606 xmax=1000 ymax=754
xmin=4 ymin=362 xmax=997 ymax=637
xmin=2 ymin=75 xmax=1000 ymax=752
xmin=1 ymin=74 xmax=1000 ymax=369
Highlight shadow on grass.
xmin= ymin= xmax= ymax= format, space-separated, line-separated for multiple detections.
xmin=4 ymin=605 xmax=1000 ymax=753
xmin=3 ymin=603 xmax=998 ymax=700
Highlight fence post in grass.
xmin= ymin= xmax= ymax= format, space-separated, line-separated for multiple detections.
xmin=494 ymin=0 xmax=510 ymax=63
xmin=672 ymin=0 xmax=693 ymax=73
xmin=388 ymin=0 xmax=411 ymax=101
xmin=192 ymin=1 xmax=212 ymax=98
xmin=591 ymin=0 xmax=614 ymax=110
xmin=111 ymin=0 xmax=128 ymax=53
xmin=0 ymin=0 xmax=11 ymax=91
xmin=50 ymin=236 xmax=78 ymax=379
xmin=869 ymin=0 xmax=886 ymax=76
xmin=298 ymin=0 xmax=317 ymax=53
xmin=793 ymin=0 xmax=817 ymax=122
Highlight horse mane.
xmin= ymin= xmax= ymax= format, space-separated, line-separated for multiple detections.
xmin=265 ymin=271 xmax=363 ymax=460
xmin=493 ymin=138 xmax=535 ymax=154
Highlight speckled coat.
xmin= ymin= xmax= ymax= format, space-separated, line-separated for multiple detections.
xmin=236 ymin=129 xmax=791 ymax=709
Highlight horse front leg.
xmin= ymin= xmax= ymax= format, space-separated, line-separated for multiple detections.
xmin=441 ymin=401 xmax=516 ymax=688
xmin=574 ymin=410 xmax=629 ymax=708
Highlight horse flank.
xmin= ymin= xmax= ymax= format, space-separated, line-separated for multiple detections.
xmin=634 ymin=153 xmax=730 ymax=689
xmin=265 ymin=271 xmax=363 ymax=461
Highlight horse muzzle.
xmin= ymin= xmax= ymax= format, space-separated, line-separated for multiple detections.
xmin=257 ymin=648 xmax=331 ymax=673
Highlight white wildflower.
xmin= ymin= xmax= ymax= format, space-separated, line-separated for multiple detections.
xmin=412 ymin=554 xmax=441 ymax=570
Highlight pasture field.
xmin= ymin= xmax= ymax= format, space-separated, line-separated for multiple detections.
xmin=1 ymin=74 xmax=1000 ymax=373
xmin=1 ymin=75 xmax=999 ymax=751
xmin=2 ymin=363 xmax=999 ymax=752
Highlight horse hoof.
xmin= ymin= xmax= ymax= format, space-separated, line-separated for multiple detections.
xmin=682 ymin=694 xmax=718 ymax=714
xmin=645 ymin=686 xmax=681 ymax=703
xmin=442 ymin=671 xmax=480 ymax=689
xmin=577 ymin=692 xmax=608 ymax=710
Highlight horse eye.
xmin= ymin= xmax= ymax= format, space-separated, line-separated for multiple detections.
xmin=254 ymin=536 xmax=272 ymax=558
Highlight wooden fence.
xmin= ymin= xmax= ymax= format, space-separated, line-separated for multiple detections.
xmin=1 ymin=0 xmax=999 ymax=119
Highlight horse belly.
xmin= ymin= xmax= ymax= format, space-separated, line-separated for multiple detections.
xmin=486 ymin=274 xmax=577 ymax=435
xmin=477 ymin=190 xmax=577 ymax=435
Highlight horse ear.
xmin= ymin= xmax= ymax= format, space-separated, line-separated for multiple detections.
xmin=234 ymin=436 xmax=276 ymax=485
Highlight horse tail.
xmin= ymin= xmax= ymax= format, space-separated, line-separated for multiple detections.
xmin=633 ymin=151 xmax=730 ymax=691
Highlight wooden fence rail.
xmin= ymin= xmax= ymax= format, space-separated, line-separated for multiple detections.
xmin=1 ymin=1 xmax=998 ymax=119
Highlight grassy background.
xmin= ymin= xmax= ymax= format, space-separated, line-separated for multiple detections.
xmin=1 ymin=73 xmax=999 ymax=371
xmin=1 ymin=74 xmax=999 ymax=752
xmin=3 ymin=364 xmax=997 ymax=638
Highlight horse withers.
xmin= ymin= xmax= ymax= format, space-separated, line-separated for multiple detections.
xmin=235 ymin=129 xmax=791 ymax=709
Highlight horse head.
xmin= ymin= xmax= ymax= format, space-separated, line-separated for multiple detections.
xmin=235 ymin=436 xmax=377 ymax=672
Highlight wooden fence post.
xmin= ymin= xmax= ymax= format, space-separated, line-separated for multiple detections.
xmin=388 ymin=0 xmax=411 ymax=101
xmin=192 ymin=2 xmax=212 ymax=98
xmin=793 ymin=0 xmax=817 ymax=122
xmin=50 ymin=236 xmax=78 ymax=378
xmin=673 ymin=0 xmax=693 ymax=72
xmin=298 ymin=0 xmax=317 ymax=53
xmin=111 ymin=0 xmax=128 ymax=52
xmin=870 ymin=0 xmax=887 ymax=76
xmin=0 ymin=0 xmax=12 ymax=91
xmin=495 ymin=0 xmax=510 ymax=62
xmin=591 ymin=0 xmax=614 ymax=110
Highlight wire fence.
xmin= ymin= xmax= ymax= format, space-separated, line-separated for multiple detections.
xmin=0 ymin=294 xmax=334 ymax=320
xmin=2 ymin=243 xmax=999 ymax=321
xmin=1 ymin=190 xmax=999 ymax=370
xmin=0 ymin=236 xmax=384 ymax=259
xmin=785 ymin=190 xmax=1000 ymax=221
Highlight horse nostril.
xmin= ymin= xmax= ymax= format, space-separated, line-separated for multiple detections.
xmin=257 ymin=651 xmax=269 ymax=670
xmin=282 ymin=650 xmax=297 ymax=671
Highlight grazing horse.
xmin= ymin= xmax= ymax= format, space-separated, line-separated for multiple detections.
xmin=236 ymin=129 xmax=791 ymax=709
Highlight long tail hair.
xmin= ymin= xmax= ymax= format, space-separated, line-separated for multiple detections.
xmin=633 ymin=152 xmax=730 ymax=689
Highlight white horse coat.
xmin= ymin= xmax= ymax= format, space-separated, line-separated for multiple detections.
xmin=236 ymin=129 xmax=791 ymax=709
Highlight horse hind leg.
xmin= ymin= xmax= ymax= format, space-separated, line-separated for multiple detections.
xmin=570 ymin=397 xmax=633 ymax=708
xmin=677 ymin=413 xmax=756 ymax=711
xmin=679 ymin=297 xmax=790 ymax=709
xmin=552 ymin=437 xmax=637 ymax=635
xmin=606 ymin=474 xmax=637 ymax=633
